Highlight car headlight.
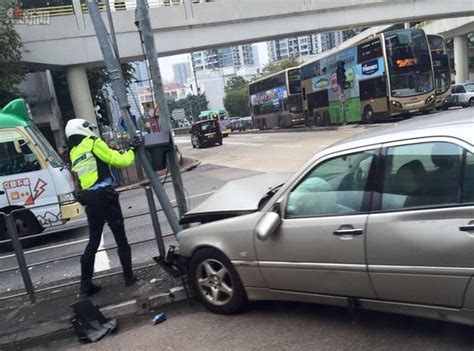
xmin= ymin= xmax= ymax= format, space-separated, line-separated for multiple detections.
xmin=59 ymin=192 xmax=76 ymax=203
xmin=391 ymin=100 xmax=403 ymax=109
xmin=424 ymin=95 xmax=435 ymax=104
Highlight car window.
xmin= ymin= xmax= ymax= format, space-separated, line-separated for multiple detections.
xmin=286 ymin=150 xmax=375 ymax=217
xmin=381 ymin=142 xmax=463 ymax=210
xmin=465 ymin=83 xmax=474 ymax=92
xmin=462 ymin=151 xmax=474 ymax=203
xmin=459 ymin=86 xmax=467 ymax=93
xmin=452 ymin=85 xmax=459 ymax=94
xmin=0 ymin=130 xmax=41 ymax=176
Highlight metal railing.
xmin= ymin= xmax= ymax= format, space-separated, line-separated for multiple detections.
xmin=20 ymin=0 xmax=186 ymax=18
xmin=0 ymin=185 xmax=173 ymax=304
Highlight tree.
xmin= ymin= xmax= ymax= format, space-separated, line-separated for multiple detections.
xmin=223 ymin=76 xmax=249 ymax=117
xmin=0 ymin=2 xmax=26 ymax=107
xmin=167 ymin=93 xmax=209 ymax=122
xmin=253 ymin=57 xmax=300 ymax=81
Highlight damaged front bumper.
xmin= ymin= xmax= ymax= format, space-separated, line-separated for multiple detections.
xmin=154 ymin=245 xmax=188 ymax=278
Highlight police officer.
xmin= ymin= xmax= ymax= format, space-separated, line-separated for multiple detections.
xmin=65 ymin=119 xmax=141 ymax=296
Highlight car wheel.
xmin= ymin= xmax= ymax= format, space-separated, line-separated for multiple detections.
xmin=188 ymin=248 xmax=247 ymax=314
xmin=469 ymin=98 xmax=474 ymax=108
xmin=218 ymin=138 xmax=223 ymax=146
xmin=363 ymin=106 xmax=374 ymax=124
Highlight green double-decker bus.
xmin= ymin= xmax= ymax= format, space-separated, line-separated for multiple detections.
xmin=300 ymin=28 xmax=436 ymax=125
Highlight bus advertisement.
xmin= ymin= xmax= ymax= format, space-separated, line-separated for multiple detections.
xmin=427 ymin=34 xmax=451 ymax=109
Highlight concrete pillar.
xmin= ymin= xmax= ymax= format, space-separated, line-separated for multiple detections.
xmin=454 ymin=35 xmax=469 ymax=84
xmin=66 ymin=65 xmax=97 ymax=125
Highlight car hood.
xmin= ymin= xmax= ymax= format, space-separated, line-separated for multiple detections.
xmin=180 ymin=172 xmax=291 ymax=225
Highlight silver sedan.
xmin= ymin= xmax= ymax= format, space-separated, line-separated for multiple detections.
xmin=175 ymin=110 xmax=474 ymax=326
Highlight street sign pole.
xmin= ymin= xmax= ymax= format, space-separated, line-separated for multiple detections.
xmin=87 ymin=0 xmax=181 ymax=236
xmin=135 ymin=0 xmax=188 ymax=219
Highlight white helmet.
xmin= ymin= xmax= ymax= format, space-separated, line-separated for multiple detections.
xmin=65 ymin=118 xmax=98 ymax=139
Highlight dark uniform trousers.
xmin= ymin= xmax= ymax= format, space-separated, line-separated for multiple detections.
xmin=80 ymin=188 xmax=132 ymax=283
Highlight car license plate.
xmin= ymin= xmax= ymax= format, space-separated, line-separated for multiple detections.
xmin=208 ymin=135 xmax=213 ymax=139
xmin=409 ymin=109 xmax=419 ymax=113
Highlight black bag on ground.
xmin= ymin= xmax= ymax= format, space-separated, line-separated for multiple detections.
xmin=70 ymin=298 xmax=118 ymax=342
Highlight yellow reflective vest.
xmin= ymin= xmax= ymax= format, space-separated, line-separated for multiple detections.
xmin=70 ymin=137 xmax=135 ymax=190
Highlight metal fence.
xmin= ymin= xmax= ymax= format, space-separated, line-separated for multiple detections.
xmin=19 ymin=0 xmax=188 ymax=19
xmin=0 ymin=185 xmax=173 ymax=304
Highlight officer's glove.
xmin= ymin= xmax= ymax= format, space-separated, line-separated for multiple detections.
xmin=129 ymin=134 xmax=144 ymax=149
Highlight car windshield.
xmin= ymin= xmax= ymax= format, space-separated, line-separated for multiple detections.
xmin=199 ymin=121 xmax=217 ymax=132
xmin=26 ymin=125 xmax=64 ymax=168
xmin=465 ymin=83 xmax=474 ymax=92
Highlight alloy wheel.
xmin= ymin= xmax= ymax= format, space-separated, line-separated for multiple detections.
xmin=196 ymin=259 xmax=234 ymax=306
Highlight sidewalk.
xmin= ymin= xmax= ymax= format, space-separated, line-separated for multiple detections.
xmin=0 ymin=263 xmax=187 ymax=348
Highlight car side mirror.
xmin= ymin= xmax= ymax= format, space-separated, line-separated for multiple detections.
xmin=256 ymin=212 xmax=281 ymax=241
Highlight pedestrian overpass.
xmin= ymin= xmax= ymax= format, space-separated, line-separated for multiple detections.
xmin=16 ymin=0 xmax=474 ymax=68
xmin=14 ymin=0 xmax=474 ymax=126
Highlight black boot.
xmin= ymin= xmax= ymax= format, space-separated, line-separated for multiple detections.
xmin=124 ymin=272 xmax=137 ymax=287
xmin=80 ymin=255 xmax=101 ymax=296
xmin=80 ymin=281 xmax=102 ymax=296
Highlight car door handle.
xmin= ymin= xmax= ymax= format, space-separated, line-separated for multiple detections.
xmin=460 ymin=225 xmax=474 ymax=232
xmin=333 ymin=229 xmax=364 ymax=236
xmin=0 ymin=191 xmax=4 ymax=195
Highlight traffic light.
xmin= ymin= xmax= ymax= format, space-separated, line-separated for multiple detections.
xmin=95 ymin=98 xmax=110 ymax=125
xmin=336 ymin=60 xmax=349 ymax=89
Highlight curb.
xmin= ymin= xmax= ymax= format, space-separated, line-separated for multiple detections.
xmin=0 ymin=286 xmax=190 ymax=346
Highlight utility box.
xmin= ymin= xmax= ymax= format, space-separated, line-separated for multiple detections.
xmin=144 ymin=132 xmax=170 ymax=171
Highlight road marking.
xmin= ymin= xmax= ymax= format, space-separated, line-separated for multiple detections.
xmin=173 ymin=139 xmax=190 ymax=144
xmin=272 ymin=144 xmax=303 ymax=148
xmin=94 ymin=236 xmax=110 ymax=272
xmin=0 ymin=238 xmax=90 ymax=260
xmin=224 ymin=141 xmax=264 ymax=147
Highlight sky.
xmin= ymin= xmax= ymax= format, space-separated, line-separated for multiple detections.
xmin=157 ymin=42 xmax=269 ymax=82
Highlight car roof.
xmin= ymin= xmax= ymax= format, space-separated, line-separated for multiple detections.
xmin=194 ymin=119 xmax=216 ymax=125
xmin=325 ymin=110 xmax=474 ymax=155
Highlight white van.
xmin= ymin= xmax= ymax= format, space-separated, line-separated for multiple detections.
xmin=0 ymin=99 xmax=83 ymax=241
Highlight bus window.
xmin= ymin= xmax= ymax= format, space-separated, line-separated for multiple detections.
xmin=385 ymin=29 xmax=433 ymax=97
xmin=357 ymin=39 xmax=382 ymax=63
xmin=360 ymin=77 xmax=387 ymax=101
xmin=301 ymin=61 xmax=320 ymax=80
xmin=288 ymin=68 xmax=302 ymax=94
xmin=308 ymin=90 xmax=329 ymax=111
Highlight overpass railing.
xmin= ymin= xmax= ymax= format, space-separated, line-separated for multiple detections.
xmin=18 ymin=0 xmax=189 ymax=19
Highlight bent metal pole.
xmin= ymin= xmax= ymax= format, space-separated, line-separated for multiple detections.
xmin=87 ymin=0 xmax=181 ymax=236
xmin=135 ymin=0 xmax=188 ymax=219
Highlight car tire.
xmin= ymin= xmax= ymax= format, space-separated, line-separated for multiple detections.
xmin=188 ymin=248 xmax=247 ymax=315
xmin=218 ymin=138 xmax=223 ymax=146
xmin=363 ymin=106 xmax=374 ymax=124
xmin=469 ymin=98 xmax=474 ymax=108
